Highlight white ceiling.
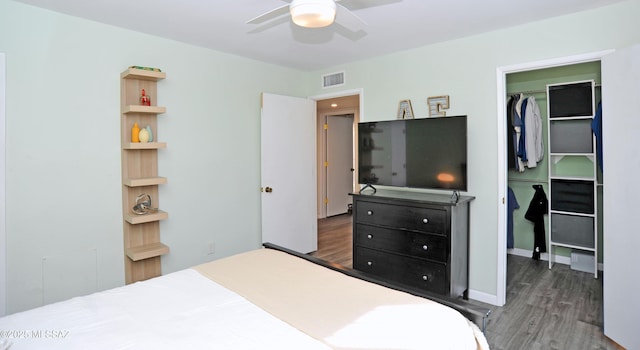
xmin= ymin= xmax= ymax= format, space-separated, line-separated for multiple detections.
xmin=14 ymin=0 xmax=626 ymax=71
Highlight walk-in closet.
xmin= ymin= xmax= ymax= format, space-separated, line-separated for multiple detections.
xmin=505 ymin=61 xmax=603 ymax=278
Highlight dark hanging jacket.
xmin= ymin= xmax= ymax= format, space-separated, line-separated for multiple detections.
xmin=524 ymin=184 xmax=548 ymax=260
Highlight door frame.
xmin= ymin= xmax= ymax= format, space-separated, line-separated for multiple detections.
xmin=1 ymin=53 xmax=6 ymax=316
xmin=495 ymin=50 xmax=613 ymax=306
xmin=324 ymin=114 xmax=355 ymax=217
xmin=312 ymin=88 xmax=363 ymax=219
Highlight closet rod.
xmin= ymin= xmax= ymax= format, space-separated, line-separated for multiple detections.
xmin=507 ymin=83 xmax=602 ymax=96
xmin=507 ymin=89 xmax=547 ymax=95
xmin=508 ymin=178 xmax=546 ymax=184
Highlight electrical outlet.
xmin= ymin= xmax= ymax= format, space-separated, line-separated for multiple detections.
xmin=207 ymin=242 xmax=215 ymax=255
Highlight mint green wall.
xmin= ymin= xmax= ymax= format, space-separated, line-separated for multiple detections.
xmin=2 ymin=0 xmax=640 ymax=312
xmin=0 ymin=0 xmax=308 ymax=313
xmin=308 ymin=0 xmax=640 ymax=297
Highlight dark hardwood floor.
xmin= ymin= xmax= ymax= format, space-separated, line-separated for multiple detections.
xmin=312 ymin=213 xmax=353 ymax=268
xmin=311 ymin=214 xmax=620 ymax=350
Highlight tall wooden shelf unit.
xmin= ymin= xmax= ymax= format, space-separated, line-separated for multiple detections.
xmin=120 ymin=67 xmax=169 ymax=284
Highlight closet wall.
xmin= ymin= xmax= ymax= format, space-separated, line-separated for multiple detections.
xmin=506 ymin=61 xmax=603 ymax=264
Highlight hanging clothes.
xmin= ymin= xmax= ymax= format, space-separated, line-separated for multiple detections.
xmin=591 ymin=101 xmax=603 ymax=172
xmin=524 ymin=184 xmax=548 ymax=260
xmin=523 ymin=96 xmax=544 ymax=168
xmin=507 ymin=94 xmax=524 ymax=172
xmin=517 ymin=97 xmax=528 ymax=164
xmin=506 ymin=94 xmax=544 ymax=172
xmin=507 ymin=187 xmax=520 ymax=249
xmin=506 ymin=96 xmax=518 ymax=170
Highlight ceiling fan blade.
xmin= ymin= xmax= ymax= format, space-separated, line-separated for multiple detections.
xmin=247 ymin=4 xmax=290 ymax=24
xmin=336 ymin=3 xmax=367 ymax=28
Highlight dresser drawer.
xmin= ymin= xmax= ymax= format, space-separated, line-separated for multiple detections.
xmin=354 ymin=247 xmax=447 ymax=295
xmin=355 ymin=224 xmax=448 ymax=262
xmin=355 ymin=201 xmax=447 ymax=234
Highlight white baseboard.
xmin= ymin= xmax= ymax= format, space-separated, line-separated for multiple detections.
xmin=471 ymin=248 xmax=605 ymax=307
xmin=467 ymin=289 xmax=500 ymax=306
xmin=508 ymin=248 xmax=603 ymax=271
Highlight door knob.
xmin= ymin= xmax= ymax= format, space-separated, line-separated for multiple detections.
xmin=265 ymin=187 xmax=273 ymax=193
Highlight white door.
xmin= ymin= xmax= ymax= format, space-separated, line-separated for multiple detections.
xmin=601 ymin=45 xmax=640 ymax=350
xmin=326 ymin=115 xmax=354 ymax=216
xmin=261 ymin=93 xmax=317 ymax=253
xmin=0 ymin=53 xmax=6 ymax=316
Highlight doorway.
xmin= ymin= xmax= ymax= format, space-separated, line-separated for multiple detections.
xmin=496 ymin=50 xmax=611 ymax=306
xmin=314 ymin=93 xmax=361 ymax=219
xmin=324 ymin=114 xmax=354 ymax=217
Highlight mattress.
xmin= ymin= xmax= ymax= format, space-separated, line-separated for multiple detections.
xmin=0 ymin=248 xmax=489 ymax=349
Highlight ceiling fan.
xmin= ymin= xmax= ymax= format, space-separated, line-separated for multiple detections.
xmin=247 ymin=0 xmax=366 ymax=29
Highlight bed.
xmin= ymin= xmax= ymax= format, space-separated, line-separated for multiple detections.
xmin=0 ymin=243 xmax=491 ymax=349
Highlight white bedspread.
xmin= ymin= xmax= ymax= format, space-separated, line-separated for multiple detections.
xmin=0 ymin=269 xmax=331 ymax=350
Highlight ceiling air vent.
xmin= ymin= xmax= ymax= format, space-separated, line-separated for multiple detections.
xmin=322 ymin=71 xmax=345 ymax=88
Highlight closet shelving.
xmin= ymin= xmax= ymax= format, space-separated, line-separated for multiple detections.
xmin=546 ymin=80 xmax=598 ymax=278
xmin=120 ymin=67 xmax=169 ymax=284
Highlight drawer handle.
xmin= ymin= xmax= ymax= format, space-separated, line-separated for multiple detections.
xmin=422 ymin=275 xmax=430 ymax=281
xmin=367 ymin=210 xmax=374 ymax=216
xmin=422 ymin=218 xmax=429 ymax=224
xmin=367 ymin=234 xmax=373 ymax=239
xmin=367 ymin=261 xmax=373 ymax=266
xmin=422 ymin=245 xmax=428 ymax=251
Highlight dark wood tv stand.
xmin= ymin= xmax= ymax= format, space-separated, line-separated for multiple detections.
xmin=351 ymin=189 xmax=474 ymax=298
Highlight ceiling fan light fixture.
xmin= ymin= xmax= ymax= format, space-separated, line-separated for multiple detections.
xmin=290 ymin=0 xmax=337 ymax=28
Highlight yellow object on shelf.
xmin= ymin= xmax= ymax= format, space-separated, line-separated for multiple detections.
xmin=138 ymin=127 xmax=150 ymax=143
xmin=131 ymin=123 xmax=140 ymax=142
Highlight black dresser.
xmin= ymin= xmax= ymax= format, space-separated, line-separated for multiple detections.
xmin=351 ymin=190 xmax=474 ymax=298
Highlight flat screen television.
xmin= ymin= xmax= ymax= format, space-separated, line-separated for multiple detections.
xmin=358 ymin=115 xmax=467 ymax=191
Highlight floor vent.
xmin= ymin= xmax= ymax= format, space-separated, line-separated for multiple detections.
xmin=322 ymin=71 xmax=345 ymax=88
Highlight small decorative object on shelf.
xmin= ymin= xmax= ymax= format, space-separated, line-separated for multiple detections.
xmin=131 ymin=123 xmax=140 ymax=142
xmin=138 ymin=127 xmax=150 ymax=143
xmin=140 ymin=89 xmax=151 ymax=106
xmin=129 ymin=66 xmax=162 ymax=72
xmin=397 ymin=99 xmax=414 ymax=119
xmin=145 ymin=125 xmax=153 ymax=142
xmin=132 ymin=193 xmax=159 ymax=215
xmin=427 ymin=95 xmax=450 ymax=117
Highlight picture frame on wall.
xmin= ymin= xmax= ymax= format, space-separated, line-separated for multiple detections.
xmin=428 ymin=95 xmax=450 ymax=117
xmin=397 ymin=99 xmax=414 ymax=119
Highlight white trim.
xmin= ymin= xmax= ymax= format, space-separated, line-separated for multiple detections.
xmin=0 ymin=53 xmax=6 ymax=316
xmin=495 ymin=67 xmax=507 ymax=307
xmin=508 ymin=248 xmax=604 ymax=271
xmin=311 ymin=88 xmax=363 ymax=105
xmin=508 ymin=248 xmax=563 ymax=264
xmin=495 ymin=50 xmax=614 ymax=307
xmin=467 ymin=289 xmax=499 ymax=306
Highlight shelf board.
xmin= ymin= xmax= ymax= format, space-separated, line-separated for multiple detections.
xmin=550 ymin=152 xmax=595 ymax=157
xmin=121 ymin=68 xmax=166 ymax=81
xmin=126 ymin=242 xmax=169 ymax=261
xmin=549 ymin=115 xmax=594 ymax=121
xmin=549 ymin=175 xmax=596 ymax=181
xmin=549 ymin=241 xmax=596 ymax=251
xmin=550 ymin=209 xmax=595 ymax=217
xmin=122 ymin=105 xmax=166 ymax=114
xmin=122 ymin=142 xmax=167 ymax=150
xmin=125 ymin=210 xmax=168 ymax=224
xmin=123 ymin=176 xmax=167 ymax=187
